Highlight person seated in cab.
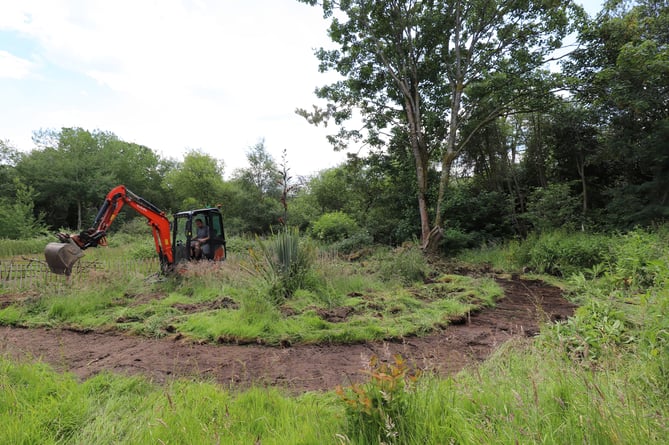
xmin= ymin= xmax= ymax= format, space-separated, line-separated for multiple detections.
xmin=190 ymin=218 xmax=211 ymax=259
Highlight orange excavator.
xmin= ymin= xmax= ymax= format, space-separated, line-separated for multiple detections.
xmin=44 ymin=185 xmax=226 ymax=275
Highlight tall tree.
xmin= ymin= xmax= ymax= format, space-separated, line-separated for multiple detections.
xmin=297 ymin=0 xmax=582 ymax=249
xmin=567 ymin=0 xmax=669 ymax=225
xmin=18 ymin=128 xmax=116 ymax=229
xmin=225 ymin=141 xmax=284 ymax=233
xmin=16 ymin=128 xmax=170 ymax=229
xmin=0 ymin=139 xmax=21 ymax=199
xmin=232 ymin=140 xmax=281 ymax=198
xmin=163 ymin=149 xmax=225 ymax=210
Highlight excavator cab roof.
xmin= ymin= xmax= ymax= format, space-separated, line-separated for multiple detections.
xmin=173 ymin=207 xmax=222 ymax=218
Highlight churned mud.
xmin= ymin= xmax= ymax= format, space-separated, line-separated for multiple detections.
xmin=0 ymin=278 xmax=575 ymax=392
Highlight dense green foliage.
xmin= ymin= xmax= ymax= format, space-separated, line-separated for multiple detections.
xmin=311 ymin=211 xmax=360 ymax=243
xmin=297 ymin=0 xmax=583 ymax=247
xmin=246 ymin=227 xmax=317 ymax=300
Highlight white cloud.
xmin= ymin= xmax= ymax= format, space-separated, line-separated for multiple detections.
xmin=0 ymin=50 xmax=35 ymax=79
xmin=0 ymin=0 xmax=348 ymax=175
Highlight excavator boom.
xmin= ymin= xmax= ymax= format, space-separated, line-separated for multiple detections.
xmin=45 ymin=185 xmax=173 ymax=275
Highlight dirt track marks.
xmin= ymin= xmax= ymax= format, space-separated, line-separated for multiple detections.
xmin=0 ymin=278 xmax=575 ymax=392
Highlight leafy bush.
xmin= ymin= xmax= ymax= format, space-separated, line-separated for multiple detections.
xmin=608 ymin=229 xmax=666 ymax=290
xmin=441 ymin=184 xmax=514 ymax=242
xmin=116 ymin=217 xmax=152 ymax=236
xmin=311 ymin=211 xmax=360 ymax=243
xmin=0 ymin=180 xmax=47 ymax=239
xmin=330 ymin=229 xmax=374 ymax=254
xmin=525 ymin=182 xmax=582 ymax=232
xmin=129 ymin=242 xmax=156 ymax=260
xmin=542 ymin=300 xmax=632 ymax=361
xmin=441 ymin=227 xmax=477 ymax=253
xmin=225 ymin=235 xmax=256 ymax=255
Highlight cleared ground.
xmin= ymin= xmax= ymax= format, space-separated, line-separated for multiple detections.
xmin=0 ymin=278 xmax=574 ymax=392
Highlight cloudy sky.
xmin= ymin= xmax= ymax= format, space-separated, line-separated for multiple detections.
xmin=0 ymin=0 xmax=602 ymax=177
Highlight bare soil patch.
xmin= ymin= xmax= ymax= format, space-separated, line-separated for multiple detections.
xmin=0 ymin=278 xmax=575 ymax=392
xmin=172 ymin=296 xmax=239 ymax=313
xmin=316 ymin=306 xmax=355 ymax=323
xmin=0 ymin=291 xmax=39 ymax=309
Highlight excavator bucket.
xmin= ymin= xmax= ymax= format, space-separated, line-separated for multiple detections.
xmin=44 ymin=242 xmax=84 ymax=276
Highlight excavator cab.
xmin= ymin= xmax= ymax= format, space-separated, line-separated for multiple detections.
xmin=172 ymin=208 xmax=227 ymax=264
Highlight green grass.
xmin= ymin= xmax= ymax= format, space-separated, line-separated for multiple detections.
xmin=0 ymin=357 xmax=342 ymax=444
xmin=176 ymin=272 xmax=501 ymax=345
xmin=0 ymin=241 xmax=502 ymax=345
xmin=3 ymin=229 xmax=669 ymax=443
xmin=2 ymin=338 xmax=667 ymax=444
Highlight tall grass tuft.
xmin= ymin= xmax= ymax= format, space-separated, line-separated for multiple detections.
xmin=246 ymin=227 xmax=316 ymax=300
xmin=377 ymin=245 xmax=430 ymax=285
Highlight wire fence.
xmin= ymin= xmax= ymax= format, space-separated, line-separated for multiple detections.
xmin=0 ymin=257 xmax=162 ymax=292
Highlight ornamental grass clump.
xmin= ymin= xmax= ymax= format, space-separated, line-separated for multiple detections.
xmin=247 ymin=227 xmax=315 ymax=300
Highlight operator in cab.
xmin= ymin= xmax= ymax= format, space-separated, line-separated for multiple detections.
xmin=191 ymin=218 xmax=211 ymax=259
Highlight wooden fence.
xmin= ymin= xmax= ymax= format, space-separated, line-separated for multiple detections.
xmin=0 ymin=257 xmax=161 ymax=292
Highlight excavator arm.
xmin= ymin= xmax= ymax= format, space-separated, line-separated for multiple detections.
xmin=45 ymin=185 xmax=173 ymax=275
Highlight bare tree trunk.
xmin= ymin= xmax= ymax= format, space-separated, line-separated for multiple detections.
xmin=77 ymin=200 xmax=82 ymax=231
xmin=576 ymin=156 xmax=587 ymax=231
xmin=431 ymin=0 xmax=464 ymax=252
xmin=435 ymin=85 xmax=462 ymax=229
xmin=404 ymin=95 xmax=432 ymax=246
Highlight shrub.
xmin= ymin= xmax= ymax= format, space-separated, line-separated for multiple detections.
xmin=515 ymin=231 xmax=611 ymax=277
xmin=336 ymin=355 xmax=418 ymax=444
xmin=129 ymin=242 xmax=156 ymax=260
xmin=246 ymin=227 xmax=316 ymax=300
xmin=441 ymin=184 xmax=514 ymax=241
xmin=330 ymin=230 xmax=374 ymax=254
xmin=441 ymin=227 xmax=477 ymax=254
xmin=378 ymin=245 xmax=429 ymax=285
xmin=542 ymin=299 xmax=632 ymax=362
xmin=116 ymin=217 xmax=151 ymax=236
xmin=525 ymin=182 xmax=582 ymax=232
xmin=608 ymin=229 xmax=665 ymax=290
xmin=225 ymin=235 xmax=256 ymax=255
xmin=311 ymin=211 xmax=360 ymax=243
xmin=0 ymin=180 xmax=48 ymax=240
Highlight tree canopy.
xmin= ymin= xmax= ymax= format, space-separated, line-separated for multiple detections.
xmin=297 ymin=0 xmax=584 ymax=249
